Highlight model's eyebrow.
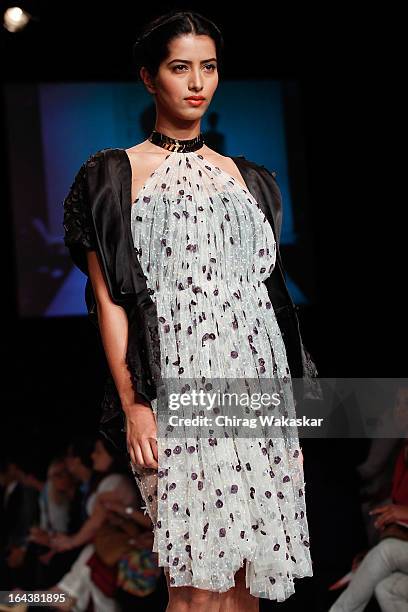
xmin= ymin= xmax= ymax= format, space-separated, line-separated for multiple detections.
xmin=167 ymin=58 xmax=217 ymax=65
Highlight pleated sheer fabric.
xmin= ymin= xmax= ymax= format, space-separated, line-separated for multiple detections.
xmin=128 ymin=150 xmax=312 ymax=601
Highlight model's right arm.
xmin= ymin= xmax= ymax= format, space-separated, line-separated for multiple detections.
xmin=86 ymin=250 xmax=158 ymax=470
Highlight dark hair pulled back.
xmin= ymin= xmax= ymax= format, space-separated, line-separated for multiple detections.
xmin=132 ymin=10 xmax=224 ymax=81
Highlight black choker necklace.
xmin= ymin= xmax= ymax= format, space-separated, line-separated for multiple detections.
xmin=148 ymin=130 xmax=205 ymax=153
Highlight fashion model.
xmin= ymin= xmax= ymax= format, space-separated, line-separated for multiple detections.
xmin=63 ymin=10 xmax=317 ymax=611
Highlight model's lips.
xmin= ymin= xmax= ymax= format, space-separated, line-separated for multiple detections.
xmin=185 ymin=97 xmax=205 ymax=107
xmin=185 ymin=96 xmax=205 ymax=100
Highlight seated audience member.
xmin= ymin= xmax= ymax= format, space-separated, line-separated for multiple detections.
xmin=356 ymin=386 xmax=408 ymax=546
xmin=0 ymin=453 xmax=39 ymax=590
xmin=64 ymin=435 xmax=96 ymax=533
xmin=97 ymin=488 xmax=164 ymax=610
xmin=329 ymin=429 xmax=408 ymax=611
xmin=28 ymin=456 xmax=78 ymax=587
xmin=25 ymin=435 xmax=139 ymax=611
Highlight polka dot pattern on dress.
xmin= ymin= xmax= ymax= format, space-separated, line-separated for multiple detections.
xmin=129 ymin=150 xmax=312 ymax=602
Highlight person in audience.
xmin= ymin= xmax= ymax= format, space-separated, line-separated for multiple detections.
xmin=356 ymin=385 xmax=408 ymax=546
xmin=0 ymin=453 xmax=39 ymax=590
xmin=26 ymin=435 xmax=96 ymax=587
xmin=34 ymin=457 xmax=76 ymax=538
xmin=97 ymin=488 xmax=165 ymax=610
xmin=374 ymin=569 xmax=408 ymax=611
xmin=31 ymin=435 xmax=139 ymax=611
xmin=64 ymin=435 xmax=96 ymax=531
xmin=328 ymin=389 xmax=408 ymax=612
xmin=28 ymin=456 xmax=78 ymax=587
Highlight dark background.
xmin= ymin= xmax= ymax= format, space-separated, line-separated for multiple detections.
xmin=0 ymin=2 xmax=400 ymax=610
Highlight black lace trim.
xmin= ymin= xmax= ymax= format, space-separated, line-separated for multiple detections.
xmin=62 ymin=156 xmax=98 ymax=274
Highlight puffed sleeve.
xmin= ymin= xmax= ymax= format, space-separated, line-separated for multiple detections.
xmin=260 ymin=165 xmax=282 ymax=245
xmin=63 ymin=159 xmax=97 ymax=276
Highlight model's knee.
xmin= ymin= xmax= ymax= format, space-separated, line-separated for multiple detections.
xmin=187 ymin=587 xmax=219 ymax=608
xmin=167 ymin=585 xmax=190 ymax=612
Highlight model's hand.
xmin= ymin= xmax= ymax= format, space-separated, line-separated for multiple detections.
xmin=124 ymin=404 xmax=158 ymax=470
xmin=370 ymin=504 xmax=408 ymax=530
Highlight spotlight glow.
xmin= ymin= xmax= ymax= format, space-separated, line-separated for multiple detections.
xmin=4 ymin=6 xmax=30 ymax=33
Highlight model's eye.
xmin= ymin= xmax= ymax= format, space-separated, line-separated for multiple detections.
xmin=173 ymin=64 xmax=217 ymax=72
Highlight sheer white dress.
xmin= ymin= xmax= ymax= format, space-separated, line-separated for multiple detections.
xmin=128 ymin=149 xmax=313 ymax=601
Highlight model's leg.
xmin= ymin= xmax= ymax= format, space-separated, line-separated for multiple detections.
xmin=164 ymin=569 xmax=189 ymax=612
xmin=218 ymin=563 xmax=259 ymax=612
xmin=164 ymin=568 xmax=220 ymax=612
xmin=374 ymin=571 xmax=408 ymax=612
xmin=131 ymin=465 xmax=218 ymax=610
xmin=329 ymin=538 xmax=408 ymax=612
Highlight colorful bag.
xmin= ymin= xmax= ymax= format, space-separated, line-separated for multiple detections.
xmin=117 ymin=548 xmax=162 ymax=597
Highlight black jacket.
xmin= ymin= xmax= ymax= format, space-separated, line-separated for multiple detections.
xmin=63 ymin=148 xmax=322 ymax=453
xmin=0 ymin=482 xmax=39 ymax=550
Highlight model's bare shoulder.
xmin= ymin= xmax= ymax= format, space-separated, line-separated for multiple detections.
xmin=125 ymin=142 xmax=147 ymax=156
xmin=125 ymin=142 xmax=170 ymax=203
xmin=125 ymin=142 xmax=171 ymax=168
xmin=125 ymin=142 xmax=170 ymax=168
xmin=125 ymin=141 xmax=169 ymax=158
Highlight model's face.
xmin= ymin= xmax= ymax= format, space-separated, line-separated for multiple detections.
xmin=91 ymin=439 xmax=113 ymax=472
xmin=142 ymin=33 xmax=218 ymax=122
